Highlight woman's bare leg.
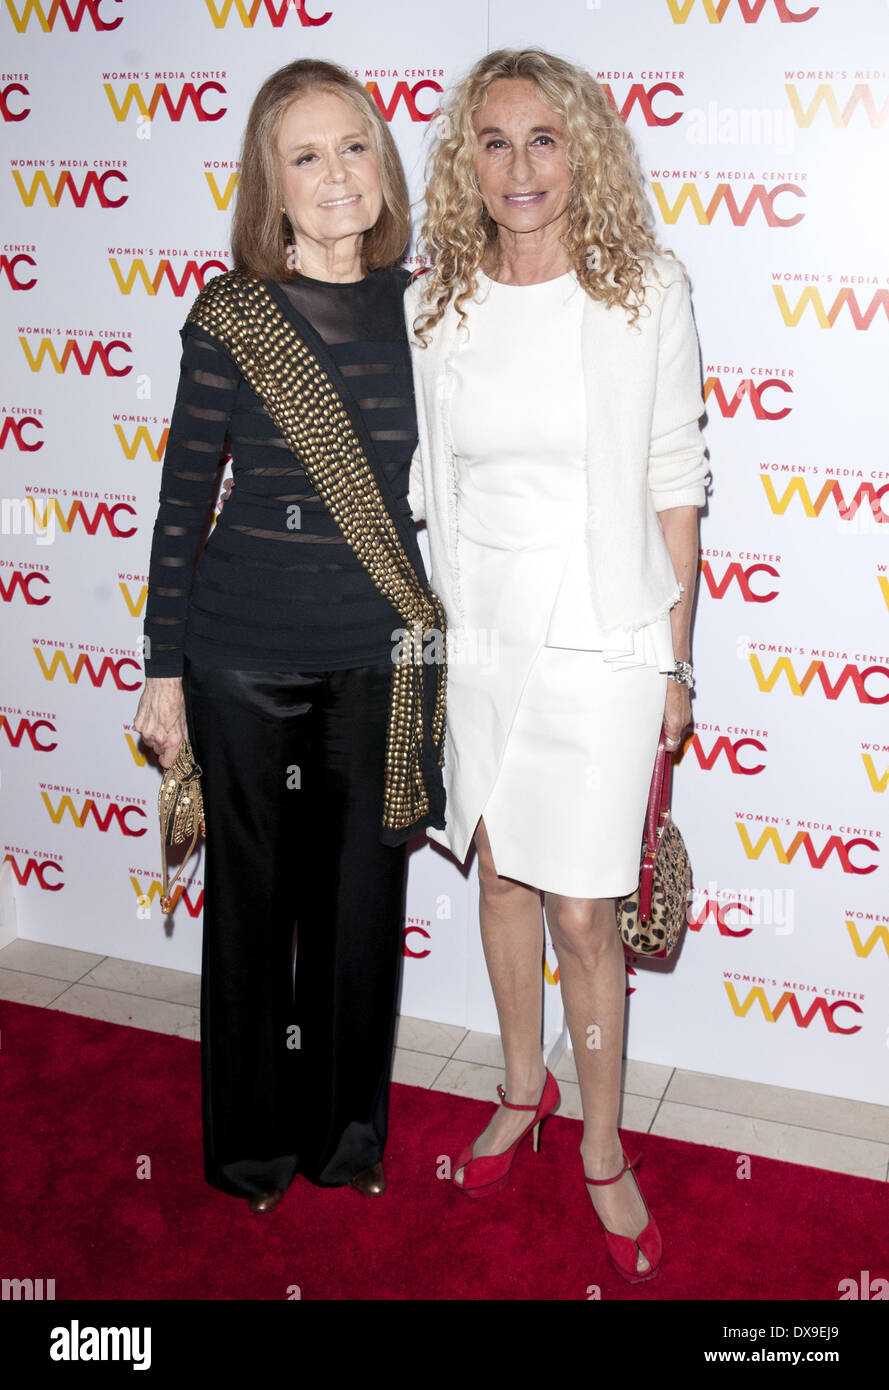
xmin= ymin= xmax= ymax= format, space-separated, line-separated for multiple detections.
xmin=453 ymin=816 xmax=548 ymax=1184
xmin=544 ymin=892 xmax=651 ymax=1273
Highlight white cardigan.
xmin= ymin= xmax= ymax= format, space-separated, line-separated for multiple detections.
xmin=404 ymin=254 xmax=711 ymax=639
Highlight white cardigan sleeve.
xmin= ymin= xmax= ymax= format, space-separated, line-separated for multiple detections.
xmin=408 ymin=443 xmax=426 ymax=524
xmin=647 ymin=273 xmax=711 ymax=512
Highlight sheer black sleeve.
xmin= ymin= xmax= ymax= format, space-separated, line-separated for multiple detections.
xmin=142 ymin=326 xmax=239 ymax=677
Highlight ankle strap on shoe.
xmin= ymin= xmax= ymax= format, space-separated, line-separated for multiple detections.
xmin=585 ymin=1152 xmax=639 ymax=1186
xmin=496 ymin=1083 xmax=539 ymax=1112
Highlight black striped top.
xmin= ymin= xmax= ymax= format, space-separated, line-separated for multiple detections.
xmin=143 ymin=266 xmax=418 ymax=677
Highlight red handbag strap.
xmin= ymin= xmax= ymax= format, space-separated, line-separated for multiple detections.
xmin=644 ymin=728 xmax=672 ymax=853
xmin=638 ymin=727 xmax=674 ymax=924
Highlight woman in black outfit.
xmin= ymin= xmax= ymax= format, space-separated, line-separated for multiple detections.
xmin=133 ymin=59 xmax=446 ymax=1212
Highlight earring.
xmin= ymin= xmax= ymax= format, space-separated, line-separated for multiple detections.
xmin=285 ymin=240 xmax=300 ymax=272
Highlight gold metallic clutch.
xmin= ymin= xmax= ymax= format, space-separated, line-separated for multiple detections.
xmin=158 ymin=740 xmax=205 ymax=913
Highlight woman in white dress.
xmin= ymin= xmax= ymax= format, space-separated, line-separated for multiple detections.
xmin=406 ymin=49 xmax=710 ymax=1282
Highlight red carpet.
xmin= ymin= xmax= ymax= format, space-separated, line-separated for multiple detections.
xmin=1 ymin=997 xmax=885 ymax=1301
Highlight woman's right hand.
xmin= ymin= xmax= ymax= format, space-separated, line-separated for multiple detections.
xmin=133 ymin=677 xmax=188 ymax=769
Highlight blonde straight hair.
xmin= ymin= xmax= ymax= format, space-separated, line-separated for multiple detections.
xmin=231 ymin=59 xmax=410 ymax=280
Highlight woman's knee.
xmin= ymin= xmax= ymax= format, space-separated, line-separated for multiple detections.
xmin=546 ymin=895 xmax=617 ymax=958
xmin=477 ymin=851 xmax=520 ymax=904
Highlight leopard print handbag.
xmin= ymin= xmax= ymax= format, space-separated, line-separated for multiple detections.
xmin=616 ymin=728 xmax=691 ymax=958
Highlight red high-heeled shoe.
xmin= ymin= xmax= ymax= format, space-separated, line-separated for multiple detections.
xmin=453 ymin=1068 xmax=561 ymax=1197
xmin=584 ymin=1149 xmax=663 ymax=1283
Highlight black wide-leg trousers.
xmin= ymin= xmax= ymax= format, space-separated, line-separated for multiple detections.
xmin=182 ymin=657 xmax=407 ymax=1198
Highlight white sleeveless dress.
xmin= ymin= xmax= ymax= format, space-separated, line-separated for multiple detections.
xmin=431 ymin=270 xmax=675 ymax=898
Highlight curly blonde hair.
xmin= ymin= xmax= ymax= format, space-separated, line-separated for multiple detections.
xmin=413 ymin=48 xmax=678 ymax=343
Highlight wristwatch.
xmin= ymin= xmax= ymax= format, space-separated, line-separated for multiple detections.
xmin=668 ymin=660 xmax=694 ymax=690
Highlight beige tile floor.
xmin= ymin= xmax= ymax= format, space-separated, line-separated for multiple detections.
xmin=3 ymin=939 xmax=888 ymax=1183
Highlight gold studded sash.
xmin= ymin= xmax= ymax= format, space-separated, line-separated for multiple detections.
xmin=185 ymin=272 xmax=446 ymax=838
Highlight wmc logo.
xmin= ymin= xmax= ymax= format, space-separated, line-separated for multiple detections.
xmin=118 ymin=580 xmax=147 ymax=617
xmin=651 ymin=181 xmax=805 ymax=226
xmin=42 ymin=793 xmax=147 ymax=837
xmin=785 ymin=83 xmax=889 ymax=128
xmin=113 ymin=421 xmax=168 ymax=460
xmin=773 ymin=285 xmax=889 ymax=328
xmin=131 ymin=876 xmax=203 ymax=916
xmin=861 ymin=748 xmax=889 ymax=793
xmin=4 ymin=0 xmax=122 ymax=31
xmin=19 ymin=338 xmax=132 ymax=376
xmin=0 ymin=414 xmax=42 ymax=449
xmin=204 ymin=169 xmax=239 ymax=209
xmin=846 ymin=918 xmax=889 ymax=959
xmin=104 ymin=82 xmax=227 ymax=122
xmin=723 ymin=982 xmax=862 ymax=1033
xmin=1 ymin=81 xmax=30 ymax=121
xmin=761 ymin=474 xmax=888 ymax=522
xmin=109 ymin=257 xmax=227 ymax=296
xmin=364 ymin=81 xmax=442 ymax=123
xmin=403 ymin=921 xmax=430 ymax=958
xmin=687 ymin=894 xmax=757 ymax=935
xmin=3 ymin=853 xmax=63 ymax=890
xmin=34 ymin=647 xmax=141 ymax=689
xmin=667 ymin=0 xmax=817 ymax=19
xmin=12 ymin=167 xmax=127 ymax=208
xmin=736 ymin=823 xmax=878 ymax=874
xmin=19 ymin=497 xmax=137 ymax=537
xmin=602 ymin=82 xmax=683 ymax=126
xmin=748 ymin=655 xmax=889 ymax=703
xmin=700 ymin=560 xmax=779 ymax=602
xmin=0 ymin=569 xmax=50 ymax=604
xmin=204 ymin=0 xmax=331 ymax=25
xmin=704 ymin=374 xmax=792 ymax=419
xmin=0 ymin=252 xmax=37 ymax=289
xmin=683 ymin=732 xmax=767 ymax=773
xmin=0 ymin=714 xmax=57 ymax=749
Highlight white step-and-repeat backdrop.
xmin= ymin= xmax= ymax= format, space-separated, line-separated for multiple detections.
xmin=1 ymin=0 xmax=887 ymax=1104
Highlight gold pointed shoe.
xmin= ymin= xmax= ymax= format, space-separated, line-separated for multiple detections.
xmin=247 ymin=1188 xmax=285 ymax=1214
xmin=348 ymin=1162 xmax=386 ymax=1196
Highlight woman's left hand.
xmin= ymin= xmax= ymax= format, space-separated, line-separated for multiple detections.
xmin=663 ymin=676 xmax=692 ymax=752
